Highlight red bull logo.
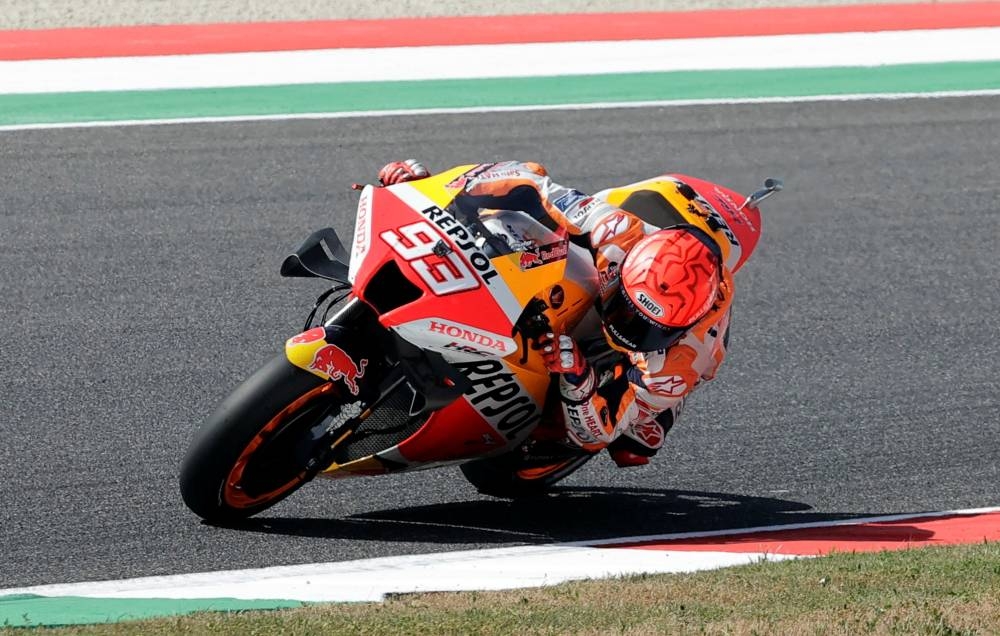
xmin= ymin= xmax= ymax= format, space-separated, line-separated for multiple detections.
xmin=518 ymin=240 xmax=568 ymax=271
xmin=519 ymin=250 xmax=544 ymax=270
xmin=308 ymin=344 xmax=368 ymax=395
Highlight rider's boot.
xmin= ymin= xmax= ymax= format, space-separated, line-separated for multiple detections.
xmin=607 ymin=429 xmax=658 ymax=467
xmin=606 ymin=407 xmax=678 ymax=468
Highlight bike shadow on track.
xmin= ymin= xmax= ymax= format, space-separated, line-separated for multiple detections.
xmin=226 ymin=487 xmax=888 ymax=545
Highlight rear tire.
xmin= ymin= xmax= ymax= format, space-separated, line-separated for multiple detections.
xmin=460 ymin=451 xmax=593 ymax=498
xmin=179 ymin=355 xmax=341 ymax=524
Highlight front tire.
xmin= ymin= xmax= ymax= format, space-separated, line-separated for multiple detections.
xmin=179 ymin=355 xmax=342 ymax=524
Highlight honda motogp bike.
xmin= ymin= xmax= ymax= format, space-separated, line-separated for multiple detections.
xmin=179 ymin=165 xmax=781 ymax=523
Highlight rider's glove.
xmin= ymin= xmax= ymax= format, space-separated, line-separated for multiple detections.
xmin=537 ymin=332 xmax=594 ymax=402
xmin=378 ymin=159 xmax=430 ymax=186
xmin=539 ymin=332 xmax=587 ymax=377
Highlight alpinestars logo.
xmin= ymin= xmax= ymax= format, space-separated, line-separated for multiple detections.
xmin=592 ymin=213 xmax=629 ymax=245
xmin=646 ymin=375 xmax=688 ymax=397
xmin=630 ymin=421 xmax=665 ymax=449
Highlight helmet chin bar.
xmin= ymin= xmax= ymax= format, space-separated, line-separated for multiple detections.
xmin=601 ymin=293 xmax=689 ymax=354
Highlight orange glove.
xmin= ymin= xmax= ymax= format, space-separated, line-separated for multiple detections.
xmin=378 ymin=159 xmax=430 ymax=186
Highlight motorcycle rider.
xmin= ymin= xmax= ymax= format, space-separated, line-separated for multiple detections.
xmin=377 ymin=160 xmax=733 ymax=468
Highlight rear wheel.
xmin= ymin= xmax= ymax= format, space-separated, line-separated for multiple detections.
xmin=460 ymin=448 xmax=594 ymax=498
xmin=179 ymin=355 xmax=350 ymax=524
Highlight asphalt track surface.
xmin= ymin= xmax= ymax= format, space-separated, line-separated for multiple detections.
xmin=2 ymin=97 xmax=999 ymax=589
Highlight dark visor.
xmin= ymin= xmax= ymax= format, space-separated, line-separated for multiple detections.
xmin=601 ymin=285 xmax=689 ymax=352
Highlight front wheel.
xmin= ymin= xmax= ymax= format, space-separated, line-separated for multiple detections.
xmin=179 ymin=355 xmax=347 ymax=524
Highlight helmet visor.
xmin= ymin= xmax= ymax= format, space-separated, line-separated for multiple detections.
xmin=602 ymin=286 xmax=688 ymax=352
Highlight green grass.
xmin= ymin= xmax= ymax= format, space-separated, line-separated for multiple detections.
xmin=6 ymin=542 xmax=1000 ymax=635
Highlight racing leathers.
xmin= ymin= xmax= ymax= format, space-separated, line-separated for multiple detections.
xmin=395 ymin=160 xmax=734 ymax=465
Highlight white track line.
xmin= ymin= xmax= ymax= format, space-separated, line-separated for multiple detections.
xmin=2 ymin=89 xmax=999 ymax=133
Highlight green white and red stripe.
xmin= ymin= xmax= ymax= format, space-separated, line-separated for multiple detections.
xmin=3 ymin=508 xmax=1000 ymax=626
xmin=1 ymin=2 xmax=999 ymax=129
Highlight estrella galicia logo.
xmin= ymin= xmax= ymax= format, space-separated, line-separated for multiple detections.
xmin=552 ymin=189 xmax=588 ymax=212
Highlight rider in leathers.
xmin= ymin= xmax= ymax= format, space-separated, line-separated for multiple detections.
xmin=378 ymin=160 xmax=733 ymax=468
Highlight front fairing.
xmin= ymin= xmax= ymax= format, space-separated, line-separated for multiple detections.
xmin=348 ymin=166 xmax=596 ymax=361
xmin=324 ymin=166 xmax=598 ymax=469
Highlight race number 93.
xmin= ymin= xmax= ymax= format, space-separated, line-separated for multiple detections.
xmin=380 ymin=221 xmax=479 ymax=295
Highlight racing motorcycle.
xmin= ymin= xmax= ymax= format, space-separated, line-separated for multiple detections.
xmin=179 ymin=164 xmax=782 ymax=523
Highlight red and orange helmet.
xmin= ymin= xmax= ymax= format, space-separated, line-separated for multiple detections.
xmin=602 ymin=225 xmax=722 ymax=352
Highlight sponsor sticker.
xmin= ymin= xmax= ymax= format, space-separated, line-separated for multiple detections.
xmin=309 ymin=344 xmax=368 ymax=395
xmin=419 ymin=205 xmax=500 ymax=286
xmin=714 ymin=186 xmax=758 ymax=233
xmin=635 ymin=291 xmax=664 ymax=317
xmin=446 ymin=163 xmax=493 ymax=192
xmin=646 ymin=375 xmax=688 ymax=398
xmin=397 ymin=318 xmax=518 ymax=358
xmin=451 ymin=359 xmax=541 ymax=440
xmin=326 ymin=401 xmax=364 ymax=434
xmin=592 ymin=212 xmax=630 ymax=245
xmin=549 ymin=285 xmax=565 ymax=309
xmin=552 ymin=189 xmax=588 ymax=212
xmin=517 ymin=239 xmax=569 ymax=270
xmin=599 ymin=263 xmax=620 ymax=297
xmin=349 ymin=185 xmax=374 ymax=282
xmin=429 ymin=320 xmax=511 ymax=353
xmin=518 ymin=251 xmax=544 ymax=270
xmin=630 ymin=420 xmax=665 ymax=449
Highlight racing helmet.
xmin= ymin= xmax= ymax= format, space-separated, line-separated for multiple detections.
xmin=602 ymin=225 xmax=723 ymax=352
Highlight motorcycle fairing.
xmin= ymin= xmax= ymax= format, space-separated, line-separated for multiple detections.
xmin=364 ymin=263 xmax=595 ymax=467
xmin=389 ymin=397 xmax=514 ymax=463
xmin=305 ymin=172 xmax=555 ymax=476
xmin=304 ymin=166 xmax=615 ymax=477
xmin=347 ymin=185 xmax=372 ymax=283
xmin=284 ymin=323 xmax=373 ymax=397
xmin=353 ymin=183 xmax=524 ymax=338
xmin=598 ymin=174 xmax=762 ymax=273
xmin=285 ymin=326 xmax=330 ymax=371
xmin=672 ymin=173 xmax=762 ymax=272
xmin=399 ymin=165 xmax=595 ymax=319
xmin=314 ymin=305 xmax=570 ymax=476
xmin=319 ymin=365 xmax=546 ymax=478
xmin=380 ymin=355 xmax=551 ymax=467
xmin=406 ymin=164 xmax=481 ymax=207
xmin=392 ymin=317 xmax=518 ymax=359
xmin=280 ymin=228 xmax=351 ymax=283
